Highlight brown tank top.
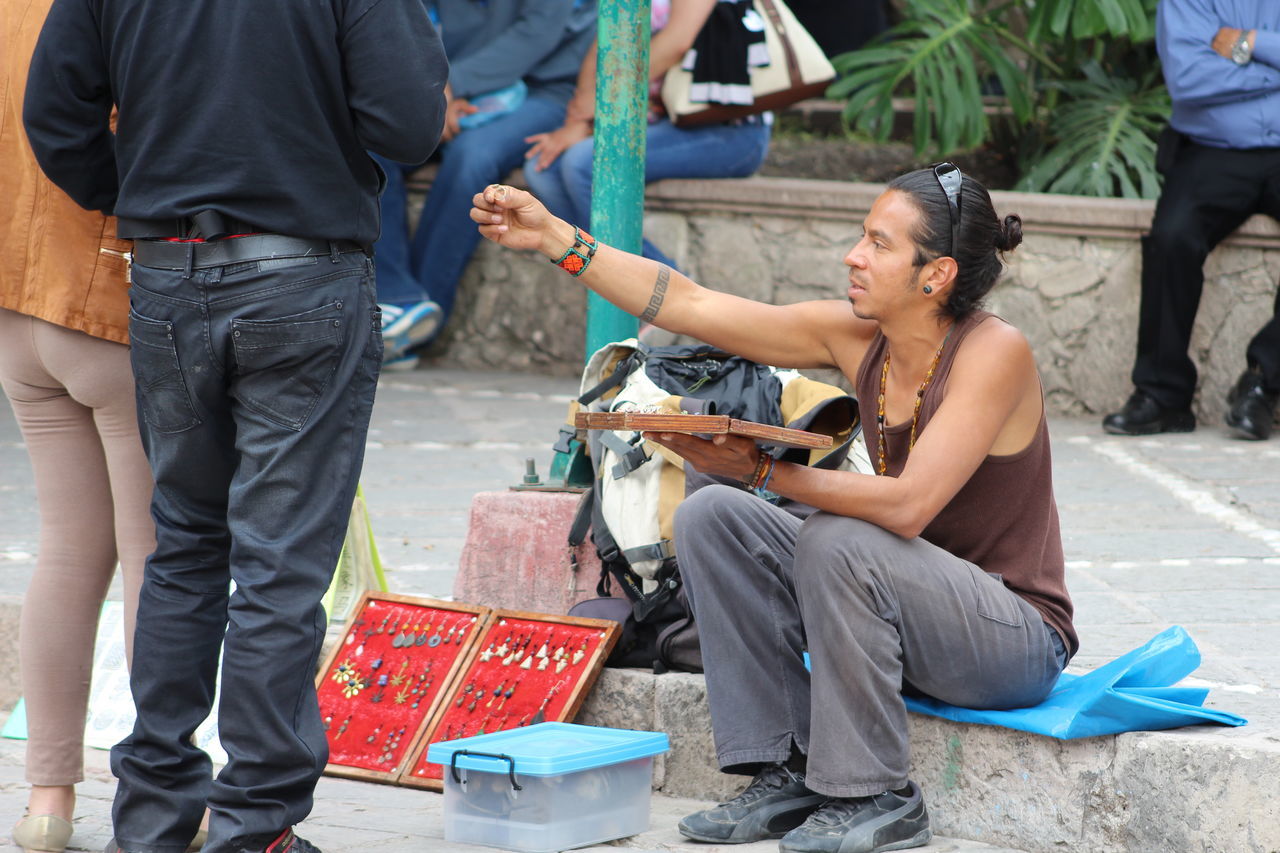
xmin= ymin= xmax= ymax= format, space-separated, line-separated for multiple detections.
xmin=855 ymin=310 xmax=1077 ymax=655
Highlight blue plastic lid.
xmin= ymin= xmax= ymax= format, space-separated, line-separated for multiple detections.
xmin=427 ymin=722 xmax=669 ymax=777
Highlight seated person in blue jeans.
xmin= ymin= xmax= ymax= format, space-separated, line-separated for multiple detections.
xmin=373 ymin=0 xmax=596 ymax=365
xmin=523 ymin=0 xmax=771 ymax=271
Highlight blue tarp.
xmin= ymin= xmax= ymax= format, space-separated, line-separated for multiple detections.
xmin=904 ymin=625 xmax=1248 ymax=739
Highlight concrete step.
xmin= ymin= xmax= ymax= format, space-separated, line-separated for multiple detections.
xmin=454 ymin=487 xmax=1280 ymax=853
xmin=455 ymin=484 xmax=1280 ymax=850
xmin=575 ymin=668 xmax=1280 ymax=853
xmin=0 ymin=724 xmax=1022 ymax=852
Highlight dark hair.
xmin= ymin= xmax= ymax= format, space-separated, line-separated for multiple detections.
xmin=886 ymin=168 xmax=1023 ymax=318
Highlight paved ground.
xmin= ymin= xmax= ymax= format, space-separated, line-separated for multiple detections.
xmin=1 ymin=366 xmax=1277 ymax=850
xmin=0 ymin=734 xmax=1022 ymax=852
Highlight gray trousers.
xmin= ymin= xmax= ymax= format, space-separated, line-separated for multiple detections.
xmin=675 ymin=485 xmax=1066 ymax=798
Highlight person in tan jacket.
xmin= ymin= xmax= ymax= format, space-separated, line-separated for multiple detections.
xmin=0 ymin=2 xmax=153 ymax=850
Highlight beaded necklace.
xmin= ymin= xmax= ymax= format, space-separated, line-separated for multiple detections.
xmin=875 ymin=326 xmax=954 ymax=475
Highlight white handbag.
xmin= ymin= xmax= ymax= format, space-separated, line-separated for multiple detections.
xmin=661 ymin=0 xmax=835 ymax=128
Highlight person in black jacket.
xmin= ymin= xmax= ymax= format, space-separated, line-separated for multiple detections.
xmin=23 ymin=2 xmax=447 ymax=852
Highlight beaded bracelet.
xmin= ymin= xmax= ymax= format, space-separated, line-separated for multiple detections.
xmin=757 ymin=456 xmax=777 ymax=494
xmin=745 ymin=453 xmax=776 ymax=492
xmin=551 ymin=226 xmax=598 ymax=277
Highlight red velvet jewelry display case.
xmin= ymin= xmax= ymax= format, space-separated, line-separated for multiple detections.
xmin=315 ymin=592 xmax=489 ymax=783
xmin=398 ymin=608 xmax=619 ymax=791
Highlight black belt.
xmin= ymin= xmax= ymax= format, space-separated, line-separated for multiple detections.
xmin=131 ymin=235 xmax=367 ymax=271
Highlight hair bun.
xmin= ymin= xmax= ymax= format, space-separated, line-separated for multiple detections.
xmin=998 ymin=214 xmax=1023 ymax=252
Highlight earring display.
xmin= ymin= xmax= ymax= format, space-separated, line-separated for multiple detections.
xmin=315 ymin=591 xmax=489 ymax=783
xmin=397 ymin=608 xmax=619 ymax=791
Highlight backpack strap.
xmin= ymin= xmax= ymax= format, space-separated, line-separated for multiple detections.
xmin=579 ymin=351 xmax=643 ymax=407
xmin=599 ymin=431 xmax=652 ymax=478
xmin=568 ymin=484 xmax=616 ymax=596
xmin=554 ymin=351 xmax=644 ymax=454
xmin=622 ymin=540 xmax=675 ymax=564
xmin=631 ymin=560 xmax=680 ymax=622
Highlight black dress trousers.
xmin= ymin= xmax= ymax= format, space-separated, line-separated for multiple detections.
xmin=1132 ymin=139 xmax=1280 ymax=409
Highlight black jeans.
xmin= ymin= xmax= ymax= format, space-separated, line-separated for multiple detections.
xmin=110 ymin=251 xmax=381 ymax=853
xmin=1132 ymin=140 xmax=1280 ymax=409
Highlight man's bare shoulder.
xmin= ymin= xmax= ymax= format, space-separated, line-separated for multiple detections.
xmin=954 ymin=315 xmax=1036 ymax=379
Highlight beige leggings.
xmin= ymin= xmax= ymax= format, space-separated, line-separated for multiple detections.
xmin=0 ymin=308 xmax=153 ymax=786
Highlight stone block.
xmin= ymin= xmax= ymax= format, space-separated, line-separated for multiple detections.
xmin=1035 ymin=260 xmax=1102 ymax=301
xmin=1105 ymin=732 xmax=1280 ymax=853
xmin=910 ymin=716 xmax=1119 ymax=851
xmin=575 ymin=666 xmax=1280 ymax=853
xmin=644 ymin=211 xmax=689 ymax=268
xmin=653 ymin=672 xmax=736 ymax=801
xmin=687 ymin=218 xmax=773 ymax=303
xmin=452 ymin=490 xmax=603 ymax=615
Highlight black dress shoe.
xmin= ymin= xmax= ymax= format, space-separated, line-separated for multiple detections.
xmin=1225 ymin=367 xmax=1277 ymax=441
xmin=1102 ymin=390 xmax=1195 ymax=436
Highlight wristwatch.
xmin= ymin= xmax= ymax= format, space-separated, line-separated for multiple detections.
xmin=1231 ymin=30 xmax=1254 ymax=65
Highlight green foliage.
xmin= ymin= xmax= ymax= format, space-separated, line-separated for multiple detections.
xmin=1026 ymin=0 xmax=1156 ymax=42
xmin=827 ymin=0 xmax=1170 ymax=198
xmin=828 ymin=0 xmax=1040 ymax=155
xmin=1016 ymin=62 xmax=1170 ymax=198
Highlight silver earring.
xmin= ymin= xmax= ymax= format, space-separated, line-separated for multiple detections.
xmin=923 ymin=285 xmax=933 ymax=294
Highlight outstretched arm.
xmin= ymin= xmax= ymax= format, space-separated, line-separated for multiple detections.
xmin=471 ymin=184 xmax=871 ymax=370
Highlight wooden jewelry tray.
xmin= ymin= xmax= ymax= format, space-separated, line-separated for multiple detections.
xmin=575 ymin=410 xmax=833 ymax=449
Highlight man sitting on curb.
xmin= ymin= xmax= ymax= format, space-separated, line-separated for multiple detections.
xmin=469 ymin=168 xmax=1076 ymax=853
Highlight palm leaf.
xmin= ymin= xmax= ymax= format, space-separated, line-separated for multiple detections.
xmin=1028 ymin=0 xmax=1154 ymax=41
xmin=828 ymin=0 xmax=1035 ymax=155
xmin=1016 ymin=62 xmax=1169 ymax=198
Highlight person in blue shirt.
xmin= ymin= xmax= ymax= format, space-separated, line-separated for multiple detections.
xmin=373 ymin=0 xmax=597 ymax=367
xmin=1104 ymin=0 xmax=1280 ymax=440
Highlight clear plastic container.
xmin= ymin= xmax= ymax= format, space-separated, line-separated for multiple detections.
xmin=428 ymin=722 xmax=669 ymax=852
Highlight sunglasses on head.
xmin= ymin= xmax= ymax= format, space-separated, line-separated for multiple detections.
xmin=931 ymin=162 xmax=962 ymax=259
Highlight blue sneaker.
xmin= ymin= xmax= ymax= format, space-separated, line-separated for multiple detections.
xmin=380 ymin=300 xmax=442 ymax=359
xmin=382 ymin=351 xmax=421 ymax=372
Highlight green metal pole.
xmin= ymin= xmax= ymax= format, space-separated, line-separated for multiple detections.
xmin=586 ymin=0 xmax=649 ymax=356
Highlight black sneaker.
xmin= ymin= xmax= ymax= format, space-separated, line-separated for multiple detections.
xmin=778 ymin=782 xmax=931 ymax=853
xmin=678 ymin=763 xmax=826 ymax=843
xmin=1102 ymin=390 xmax=1195 ymax=435
xmin=106 ymin=827 xmax=318 ymax=853
xmin=263 ymin=829 xmax=320 ymax=853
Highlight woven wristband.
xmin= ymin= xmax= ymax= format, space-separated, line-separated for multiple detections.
xmin=757 ymin=456 xmax=777 ymax=494
xmin=746 ymin=453 xmax=774 ymax=491
xmin=551 ymin=227 xmax=598 ymax=277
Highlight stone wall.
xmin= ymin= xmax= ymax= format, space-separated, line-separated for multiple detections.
xmin=417 ymin=175 xmax=1280 ymax=421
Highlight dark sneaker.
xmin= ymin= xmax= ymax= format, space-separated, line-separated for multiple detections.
xmin=779 ymin=782 xmax=931 ymax=853
xmin=1102 ymin=390 xmax=1195 ymax=435
xmin=1225 ymin=367 xmax=1277 ymax=441
xmin=106 ymin=827 xmax=317 ymax=853
xmin=678 ymin=763 xmax=826 ymax=843
xmin=264 ymin=828 xmax=321 ymax=853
